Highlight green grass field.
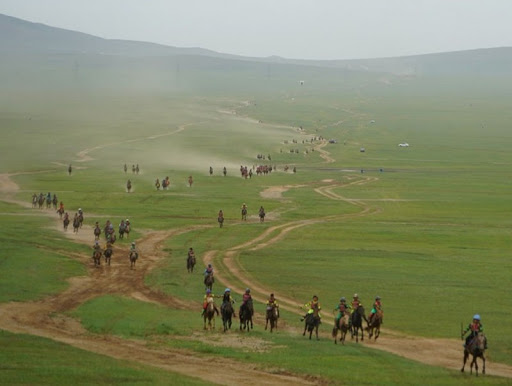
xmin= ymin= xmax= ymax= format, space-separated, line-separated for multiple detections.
xmin=1 ymin=56 xmax=511 ymax=384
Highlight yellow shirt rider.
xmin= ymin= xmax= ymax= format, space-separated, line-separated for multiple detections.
xmin=302 ymin=295 xmax=322 ymax=322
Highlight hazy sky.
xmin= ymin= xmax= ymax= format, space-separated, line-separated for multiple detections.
xmin=1 ymin=0 xmax=511 ymax=60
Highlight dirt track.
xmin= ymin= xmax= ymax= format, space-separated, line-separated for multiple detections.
xmin=1 ymin=138 xmax=512 ymax=383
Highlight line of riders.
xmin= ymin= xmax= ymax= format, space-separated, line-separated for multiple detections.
xmin=124 ymin=163 xmax=140 ymax=174
xmin=91 ymin=239 xmax=139 ymax=268
xmin=32 ymin=192 xmax=58 ymax=209
xmin=217 ymin=204 xmax=266 ymax=227
xmin=93 ymin=219 xmax=131 ymax=244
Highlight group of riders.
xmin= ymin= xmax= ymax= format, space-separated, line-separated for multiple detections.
xmin=32 ymin=192 xmax=58 ymax=209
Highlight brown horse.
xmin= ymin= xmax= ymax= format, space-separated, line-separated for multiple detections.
xmin=104 ymin=247 xmax=113 ymax=266
xmin=259 ymin=207 xmax=265 ymax=223
xmin=73 ymin=216 xmax=80 ymax=233
xmin=78 ymin=212 xmax=84 ymax=228
xmin=265 ymin=303 xmax=279 ymax=333
xmin=333 ymin=313 xmax=350 ymax=345
xmin=203 ymin=297 xmax=217 ymax=330
xmin=129 ymin=251 xmax=138 ymax=269
xmin=239 ymin=299 xmax=254 ymax=331
xmin=93 ymin=226 xmax=101 ymax=240
xmin=461 ymin=333 xmax=486 ymax=376
xmin=63 ymin=215 xmax=70 ymax=231
xmin=57 ymin=207 xmax=64 ymax=219
xmin=367 ymin=310 xmax=383 ymax=340
xmin=92 ymin=249 xmax=102 ymax=267
xmin=204 ymin=273 xmax=214 ymax=291
xmin=126 ymin=180 xmax=132 ymax=193
xmin=187 ymin=252 xmax=196 ymax=273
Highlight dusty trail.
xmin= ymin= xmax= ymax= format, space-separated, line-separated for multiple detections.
xmin=1 ymin=127 xmax=512 ymax=381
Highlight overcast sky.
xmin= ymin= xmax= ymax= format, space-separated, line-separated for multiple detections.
xmin=1 ymin=0 xmax=511 ymax=60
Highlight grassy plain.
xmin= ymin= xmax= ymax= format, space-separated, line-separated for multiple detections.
xmin=1 ymin=55 xmax=511 ymax=384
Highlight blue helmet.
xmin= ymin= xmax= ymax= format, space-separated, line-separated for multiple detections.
xmin=206 ymin=289 xmax=212 ymax=294
xmin=473 ymin=314 xmax=481 ymax=321
xmin=224 ymin=288 xmax=231 ymax=293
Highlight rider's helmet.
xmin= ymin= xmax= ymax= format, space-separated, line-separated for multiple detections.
xmin=131 ymin=242 xmax=135 ymax=246
xmin=126 ymin=219 xmax=129 ymax=222
xmin=270 ymin=293 xmax=274 ymax=298
xmin=95 ymin=240 xmax=99 ymax=245
xmin=245 ymin=288 xmax=250 ymax=293
xmin=208 ymin=263 xmax=212 ymax=268
xmin=206 ymin=289 xmax=212 ymax=294
xmin=473 ymin=314 xmax=481 ymax=321
xmin=224 ymin=288 xmax=230 ymax=293
xmin=340 ymin=297 xmax=346 ymax=302
xmin=78 ymin=208 xmax=82 ymax=211
xmin=353 ymin=293 xmax=358 ymax=299
xmin=375 ymin=296 xmax=381 ymax=300
xmin=312 ymin=295 xmax=318 ymax=300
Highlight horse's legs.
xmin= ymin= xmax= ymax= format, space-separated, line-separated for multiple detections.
xmin=482 ymin=355 xmax=486 ymax=374
xmin=461 ymin=350 xmax=469 ymax=372
xmin=265 ymin=317 xmax=268 ymax=330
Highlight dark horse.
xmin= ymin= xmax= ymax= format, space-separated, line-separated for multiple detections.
xmin=204 ymin=273 xmax=214 ymax=291
xmin=332 ymin=313 xmax=350 ymax=345
xmin=461 ymin=332 xmax=486 ymax=376
xmin=265 ymin=303 xmax=279 ymax=333
xmin=367 ymin=310 xmax=383 ymax=340
xmin=187 ymin=252 xmax=196 ymax=273
xmin=203 ymin=298 xmax=218 ymax=330
xmin=63 ymin=215 xmax=70 ymax=231
xmin=92 ymin=249 xmax=102 ymax=267
xmin=303 ymin=307 xmax=320 ymax=340
xmin=239 ymin=299 xmax=254 ymax=331
xmin=78 ymin=212 xmax=84 ymax=228
xmin=351 ymin=306 xmax=368 ymax=343
xmin=129 ymin=251 xmax=138 ymax=269
xmin=241 ymin=207 xmax=247 ymax=221
xmin=73 ymin=217 xmax=80 ymax=233
xmin=94 ymin=226 xmax=101 ymax=240
xmin=259 ymin=207 xmax=265 ymax=223
xmin=218 ymin=215 xmax=224 ymax=228
xmin=104 ymin=247 xmax=113 ymax=266
xmin=221 ymin=301 xmax=234 ymax=332
xmin=126 ymin=180 xmax=132 ymax=193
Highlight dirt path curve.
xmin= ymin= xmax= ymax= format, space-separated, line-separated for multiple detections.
xmin=207 ymin=178 xmax=512 ymax=378
xmin=0 ymin=174 xmax=318 ymax=385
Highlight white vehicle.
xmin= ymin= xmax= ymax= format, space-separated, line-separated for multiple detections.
xmin=398 ymin=143 xmax=409 ymax=147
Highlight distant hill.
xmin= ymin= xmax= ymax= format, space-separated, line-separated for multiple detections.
xmin=1 ymin=12 xmax=511 ymax=76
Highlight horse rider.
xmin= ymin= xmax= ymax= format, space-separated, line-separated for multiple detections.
xmin=204 ymin=263 xmax=214 ymax=278
xmin=368 ymin=296 xmax=383 ymax=325
xmin=202 ymin=289 xmax=220 ymax=316
xmin=223 ymin=167 xmax=227 ymax=176
xmin=188 ymin=247 xmax=195 ymax=260
xmin=266 ymin=293 xmax=279 ymax=317
xmin=333 ymin=297 xmax=351 ymax=328
xmin=92 ymin=240 xmax=102 ymax=257
xmin=46 ymin=192 xmax=51 ymax=202
xmin=221 ymin=288 xmax=236 ymax=317
xmin=301 ymin=295 xmax=322 ymax=323
xmin=130 ymin=242 xmax=138 ymax=258
xmin=59 ymin=201 xmax=64 ymax=212
xmin=155 ymin=178 xmax=160 ymax=190
xmin=462 ymin=314 xmax=488 ymax=349
xmin=240 ymin=288 xmax=254 ymax=317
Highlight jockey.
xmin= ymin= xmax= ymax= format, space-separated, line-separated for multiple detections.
xmin=302 ymin=295 xmax=322 ymax=323
xmin=351 ymin=293 xmax=362 ymax=312
xmin=369 ymin=296 xmax=383 ymax=325
xmin=204 ymin=263 xmax=214 ymax=277
xmin=266 ymin=293 xmax=279 ymax=317
xmin=218 ymin=210 xmax=224 ymax=219
xmin=333 ymin=297 xmax=351 ymax=327
xmin=202 ymin=289 xmax=220 ymax=316
xmin=63 ymin=212 xmax=69 ymax=220
xmin=78 ymin=208 xmax=83 ymax=215
xmin=188 ymin=247 xmax=195 ymax=259
xmin=92 ymin=240 xmax=102 ymax=257
xmin=462 ymin=314 xmax=487 ymax=349
xmin=221 ymin=288 xmax=236 ymax=317
xmin=59 ymin=201 xmax=64 ymax=211
xmin=130 ymin=242 xmax=137 ymax=253
xmin=46 ymin=192 xmax=51 ymax=201
xmin=240 ymin=288 xmax=254 ymax=316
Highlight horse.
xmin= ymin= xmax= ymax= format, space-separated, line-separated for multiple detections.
xmin=104 ymin=247 xmax=113 ymax=266
xmin=124 ymin=164 xmax=127 ymax=173
xmin=57 ymin=207 xmax=64 ymax=219
xmin=78 ymin=212 xmax=84 ymax=228
xmin=218 ymin=215 xmax=224 ymax=228
xmin=259 ymin=207 xmax=265 ymax=223
xmin=265 ymin=303 xmax=279 ymax=333
xmin=241 ymin=207 xmax=247 ymax=221
xmin=188 ymin=176 xmax=193 ymax=187
xmin=46 ymin=196 xmax=51 ymax=209
xmin=127 ymin=180 xmax=132 ymax=193
xmin=68 ymin=164 xmax=72 ymax=175
xmin=92 ymin=249 xmax=102 ymax=267
xmin=129 ymin=251 xmax=138 ymax=269
xmin=209 ymin=166 xmax=213 ymax=176
xmin=223 ymin=167 xmax=227 ymax=176
xmin=187 ymin=253 xmax=196 ymax=273
xmin=118 ymin=223 xmax=126 ymax=239
xmin=221 ymin=301 xmax=234 ymax=332
xmin=37 ymin=195 xmax=45 ymax=209
xmin=31 ymin=195 xmax=37 ymax=208
xmin=239 ymin=300 xmax=254 ymax=331
xmin=303 ymin=307 xmax=320 ymax=340
xmin=52 ymin=195 xmax=58 ymax=210
xmin=332 ymin=313 xmax=350 ymax=345
xmin=94 ymin=226 xmax=101 ymax=240
xmin=63 ymin=216 xmax=70 ymax=231
xmin=73 ymin=217 xmax=80 ymax=233
xmin=124 ymin=223 xmax=130 ymax=239
xmin=203 ymin=297 xmax=217 ymax=330
xmin=461 ymin=332 xmax=486 ymax=376
xmin=351 ymin=306 xmax=367 ymax=343
xmin=367 ymin=310 xmax=383 ymax=340
xmin=204 ymin=273 xmax=214 ymax=291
